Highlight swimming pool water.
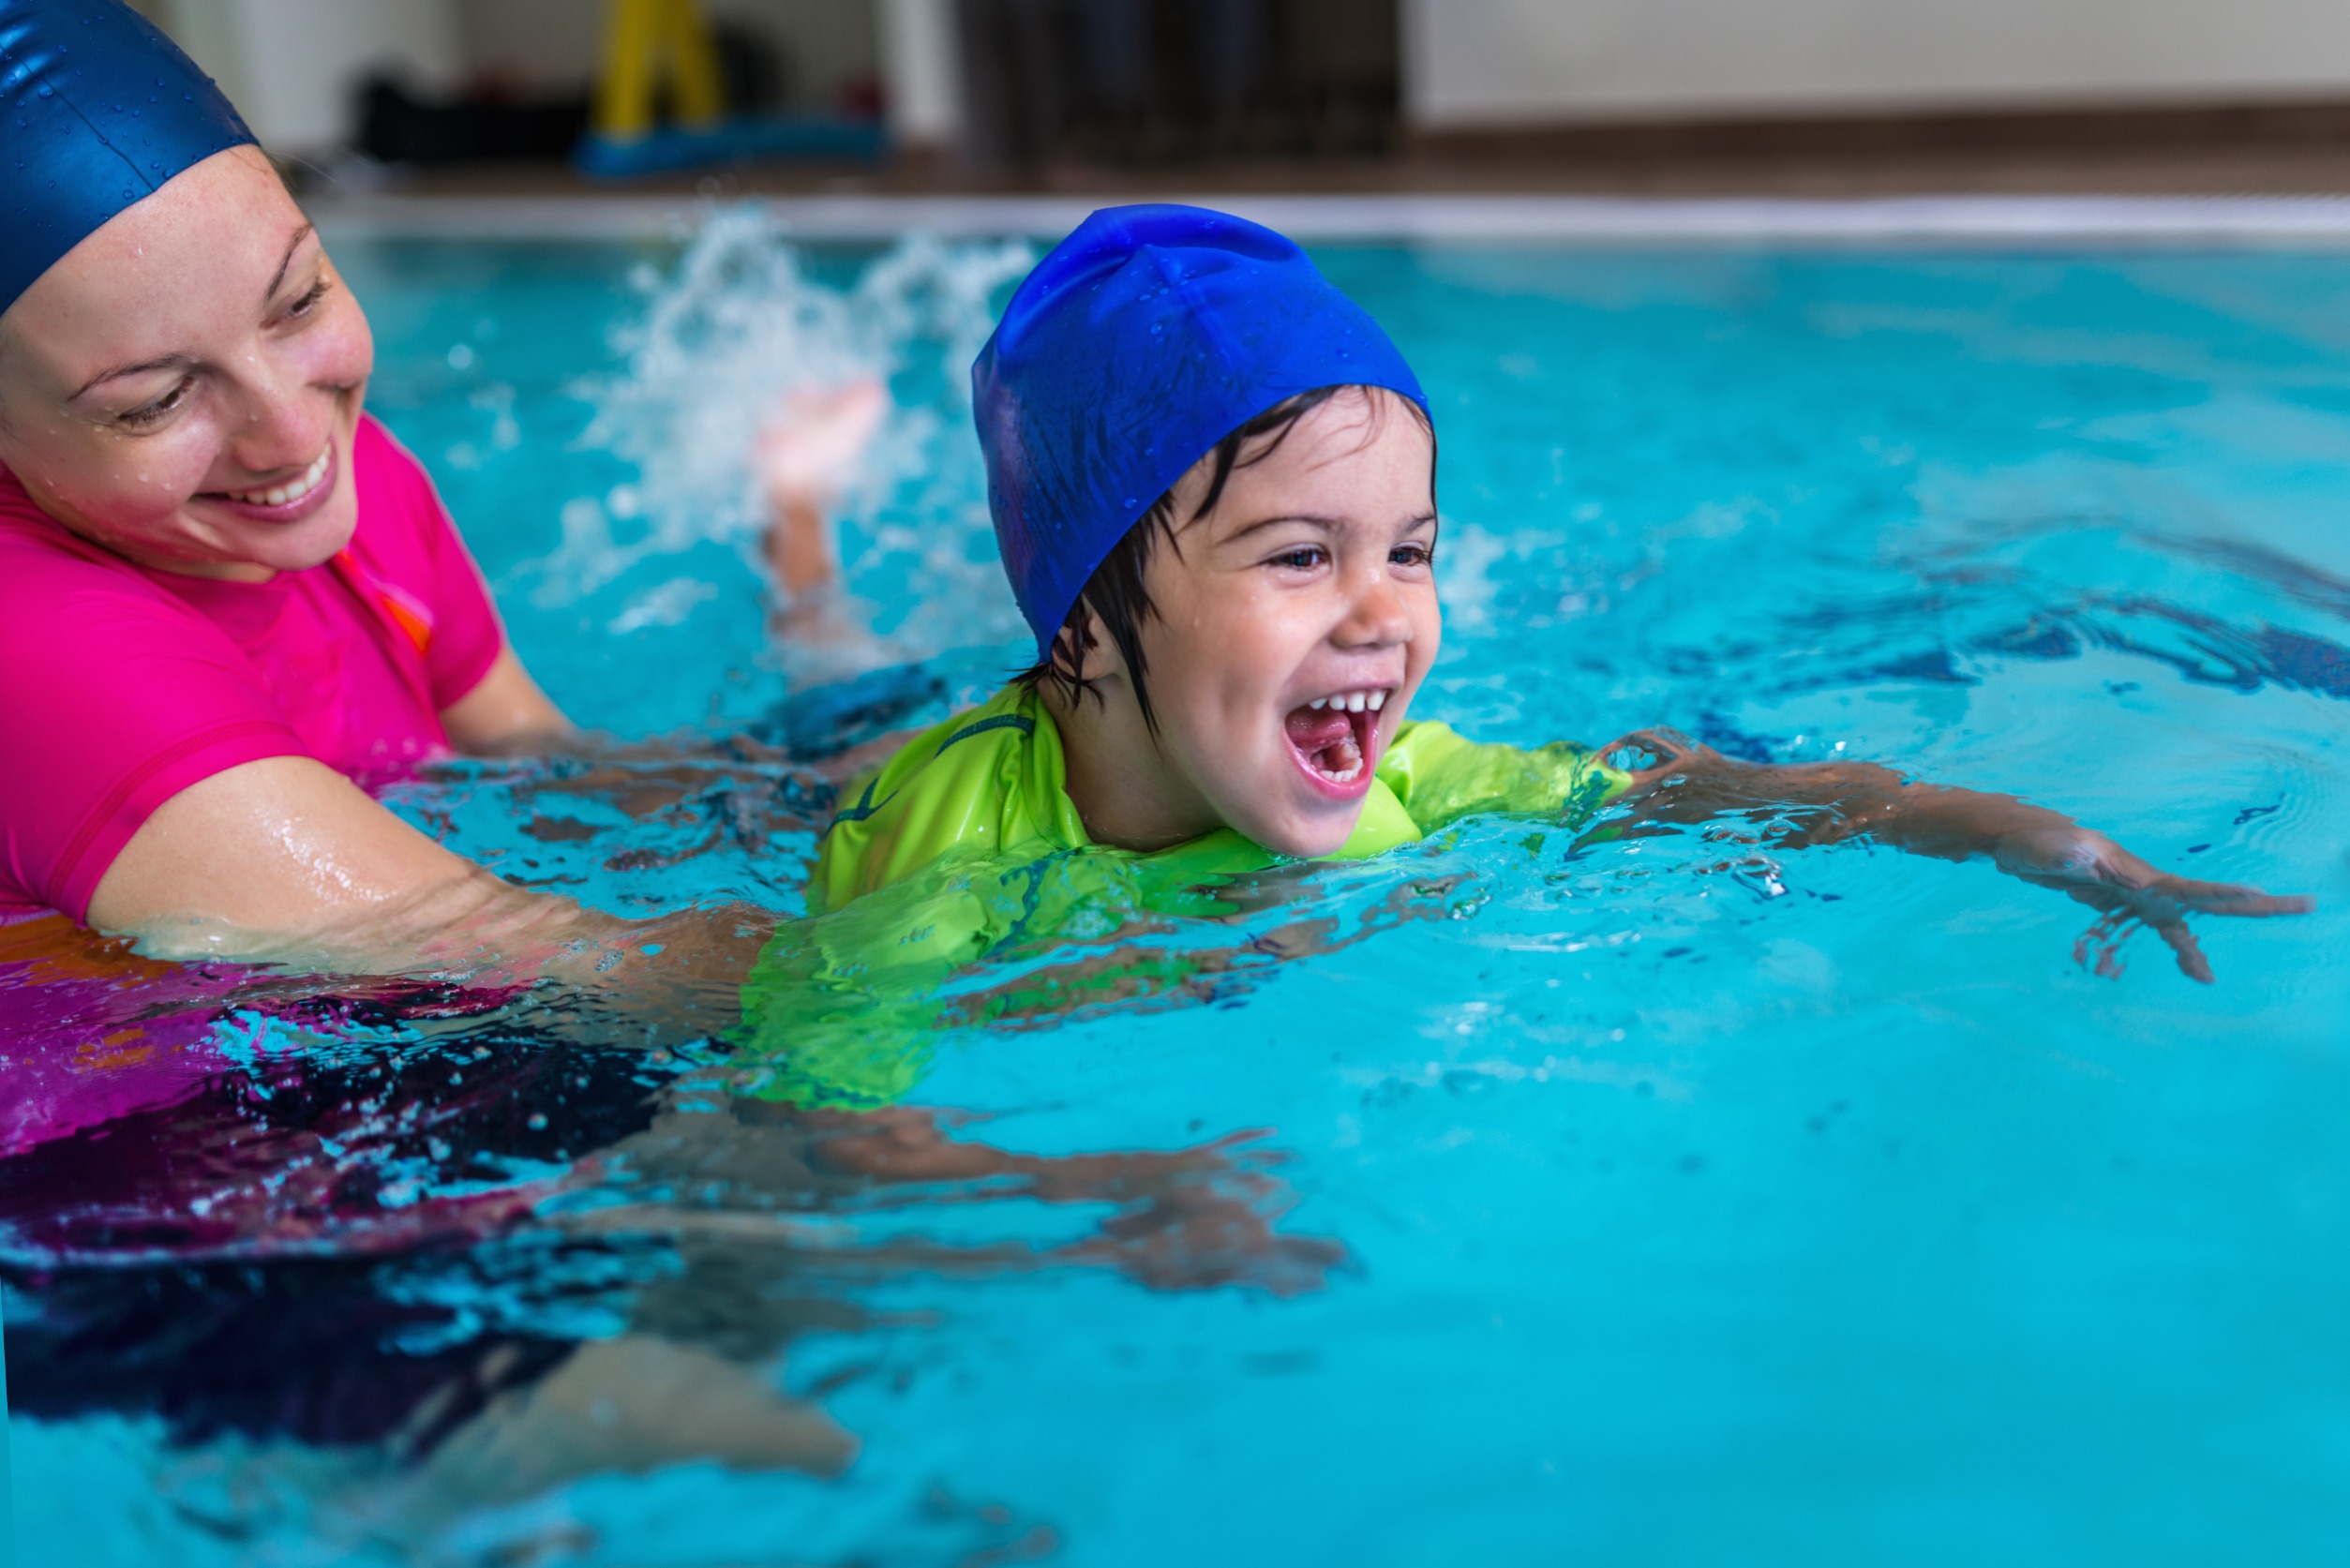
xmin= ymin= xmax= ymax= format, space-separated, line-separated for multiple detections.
xmin=7 ymin=217 xmax=2349 ymax=1566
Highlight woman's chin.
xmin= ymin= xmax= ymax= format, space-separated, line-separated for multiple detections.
xmin=212 ymin=500 xmax=359 ymax=575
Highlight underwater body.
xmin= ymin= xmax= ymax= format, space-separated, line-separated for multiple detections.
xmin=6 ymin=217 xmax=2348 ymax=1565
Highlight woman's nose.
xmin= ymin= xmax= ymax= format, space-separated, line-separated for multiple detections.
xmin=225 ymin=355 xmax=332 ymax=474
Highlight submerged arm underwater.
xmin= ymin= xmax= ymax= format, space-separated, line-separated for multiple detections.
xmin=1595 ymin=726 xmax=2313 ymax=982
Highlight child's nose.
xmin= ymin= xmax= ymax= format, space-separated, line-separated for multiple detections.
xmin=1334 ymin=572 xmax=1414 ymax=649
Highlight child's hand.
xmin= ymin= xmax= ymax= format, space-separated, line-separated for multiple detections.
xmin=1596 ymin=725 xmax=2313 ymax=982
xmin=756 ymin=376 xmax=889 ymax=512
xmin=1991 ymin=823 xmax=2313 ymax=983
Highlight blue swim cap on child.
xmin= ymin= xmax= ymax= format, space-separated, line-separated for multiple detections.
xmin=0 ymin=0 xmax=255 ymax=314
xmin=973 ymin=204 xmax=1428 ymax=655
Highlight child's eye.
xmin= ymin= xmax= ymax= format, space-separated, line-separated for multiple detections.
xmin=118 ymin=376 xmax=194 ymax=430
xmin=1390 ymin=543 xmax=1433 ymax=568
xmin=1268 ymin=545 xmax=1327 ymax=571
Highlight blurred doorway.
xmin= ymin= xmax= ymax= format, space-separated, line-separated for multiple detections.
xmin=953 ymin=0 xmax=1399 ymax=172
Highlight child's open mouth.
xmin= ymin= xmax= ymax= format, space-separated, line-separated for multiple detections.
xmin=1283 ymin=687 xmax=1389 ymax=799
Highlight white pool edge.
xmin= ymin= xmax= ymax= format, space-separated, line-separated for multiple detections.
xmin=307 ymin=191 xmax=2350 ymax=246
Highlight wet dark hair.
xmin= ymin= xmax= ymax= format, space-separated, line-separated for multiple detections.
xmin=1019 ymin=384 xmax=1435 ymax=733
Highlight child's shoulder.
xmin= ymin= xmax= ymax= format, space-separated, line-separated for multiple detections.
xmin=1379 ymin=720 xmax=1632 ymax=833
xmin=812 ymin=681 xmax=1082 ymax=910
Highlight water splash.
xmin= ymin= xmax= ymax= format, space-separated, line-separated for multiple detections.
xmin=529 ymin=209 xmax=1037 ymax=649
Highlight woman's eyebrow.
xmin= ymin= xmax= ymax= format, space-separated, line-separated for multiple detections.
xmin=67 ymin=225 xmax=319 ymax=403
xmin=265 ymin=223 xmax=318 ymax=299
xmin=69 ymin=354 xmax=191 ymax=402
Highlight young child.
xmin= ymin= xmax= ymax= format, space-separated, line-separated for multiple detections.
xmin=736 ymin=205 xmax=2305 ymax=1106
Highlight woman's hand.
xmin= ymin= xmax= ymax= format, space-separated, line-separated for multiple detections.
xmin=1596 ymin=725 xmax=2312 ymax=982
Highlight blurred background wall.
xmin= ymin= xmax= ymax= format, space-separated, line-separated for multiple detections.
xmin=1408 ymin=0 xmax=2350 ymax=128
xmin=127 ymin=0 xmax=2350 ymax=186
xmin=136 ymin=0 xmax=880 ymax=159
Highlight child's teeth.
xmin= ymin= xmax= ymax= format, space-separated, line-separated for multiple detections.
xmin=1369 ymin=690 xmax=1387 ymax=710
xmin=1309 ymin=697 xmax=1327 ymax=709
xmin=1345 ymin=692 xmax=1366 ymax=711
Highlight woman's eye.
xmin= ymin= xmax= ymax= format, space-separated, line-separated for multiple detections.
xmin=281 ymin=277 xmax=331 ymax=321
xmin=118 ymin=377 xmax=193 ymax=430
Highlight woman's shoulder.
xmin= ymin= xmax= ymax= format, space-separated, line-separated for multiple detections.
xmin=347 ymin=414 xmax=452 ymax=542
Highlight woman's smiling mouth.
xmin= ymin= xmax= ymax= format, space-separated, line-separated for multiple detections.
xmin=202 ymin=443 xmax=337 ymax=522
xmin=1283 ymin=686 xmax=1392 ymax=799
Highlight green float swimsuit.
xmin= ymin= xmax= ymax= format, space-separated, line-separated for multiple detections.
xmin=734 ymin=681 xmax=1631 ymax=1108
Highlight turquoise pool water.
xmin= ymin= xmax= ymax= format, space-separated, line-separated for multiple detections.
xmin=6 ymin=217 xmax=2348 ymax=1565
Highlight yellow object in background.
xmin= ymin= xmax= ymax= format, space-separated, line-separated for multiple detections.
xmin=592 ymin=0 xmax=727 ymax=141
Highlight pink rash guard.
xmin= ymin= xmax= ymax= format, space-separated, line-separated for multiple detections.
xmin=0 ymin=413 xmax=504 ymax=923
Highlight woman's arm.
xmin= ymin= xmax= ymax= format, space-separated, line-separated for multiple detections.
xmin=1599 ymin=726 xmax=2312 ymax=981
xmin=440 ymin=646 xmax=575 ymax=755
xmin=87 ymin=755 xmax=770 ymax=1019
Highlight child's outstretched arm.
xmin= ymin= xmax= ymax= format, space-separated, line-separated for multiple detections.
xmin=1598 ymin=726 xmax=2312 ymax=982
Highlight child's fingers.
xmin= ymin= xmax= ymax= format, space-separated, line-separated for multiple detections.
xmin=2152 ymin=875 xmax=2314 ymax=918
xmin=2065 ymin=895 xmax=2214 ymax=981
xmin=2147 ymin=912 xmax=2217 ymax=984
xmin=1598 ymin=725 xmax=1699 ymax=770
xmin=1599 ymin=726 xmax=1712 ymax=793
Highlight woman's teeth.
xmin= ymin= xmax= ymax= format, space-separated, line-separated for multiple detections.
xmin=226 ymin=448 xmax=330 ymax=507
xmin=1305 ymin=688 xmax=1389 ymax=713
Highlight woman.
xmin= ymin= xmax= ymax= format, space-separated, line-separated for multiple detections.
xmin=0 ymin=0 xmax=846 ymax=990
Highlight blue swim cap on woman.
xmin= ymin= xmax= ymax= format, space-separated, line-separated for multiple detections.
xmin=973 ymin=204 xmax=1428 ymax=655
xmin=0 ymin=0 xmax=255 ymax=314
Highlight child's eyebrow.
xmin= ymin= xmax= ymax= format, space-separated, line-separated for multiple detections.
xmin=1216 ymin=510 xmax=1436 ymax=544
xmin=1217 ymin=512 xmax=1342 ymax=543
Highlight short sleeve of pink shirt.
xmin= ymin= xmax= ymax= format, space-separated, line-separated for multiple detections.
xmin=0 ymin=415 xmax=504 ymax=923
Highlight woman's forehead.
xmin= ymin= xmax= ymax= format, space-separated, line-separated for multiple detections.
xmin=5 ymin=153 xmax=310 ymax=379
xmin=29 ymin=152 xmax=294 ymax=293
